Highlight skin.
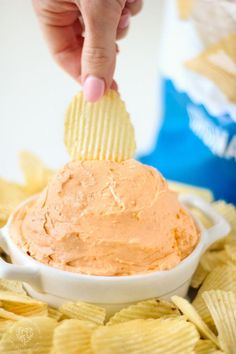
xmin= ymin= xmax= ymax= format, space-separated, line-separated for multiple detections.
xmin=32 ymin=0 xmax=143 ymax=101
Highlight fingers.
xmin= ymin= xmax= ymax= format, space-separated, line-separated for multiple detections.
xmin=117 ymin=8 xmax=131 ymax=40
xmin=116 ymin=0 xmax=143 ymax=40
xmin=80 ymin=0 xmax=126 ymax=102
xmin=32 ymin=0 xmax=83 ymax=80
xmin=125 ymin=0 xmax=143 ymax=16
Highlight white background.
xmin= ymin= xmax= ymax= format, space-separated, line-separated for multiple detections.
xmin=0 ymin=0 xmax=163 ymax=182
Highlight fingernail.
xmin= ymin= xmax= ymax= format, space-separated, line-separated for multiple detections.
xmin=118 ymin=14 xmax=130 ymax=29
xmin=127 ymin=0 xmax=136 ymax=3
xmin=83 ymin=76 xmax=105 ymax=102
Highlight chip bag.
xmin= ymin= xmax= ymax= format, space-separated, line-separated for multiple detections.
xmin=139 ymin=0 xmax=236 ymax=204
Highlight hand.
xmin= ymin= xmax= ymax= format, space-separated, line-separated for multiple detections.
xmin=33 ymin=0 xmax=142 ymax=101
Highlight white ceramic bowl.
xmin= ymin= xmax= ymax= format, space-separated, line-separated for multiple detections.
xmin=0 ymin=194 xmax=230 ymax=314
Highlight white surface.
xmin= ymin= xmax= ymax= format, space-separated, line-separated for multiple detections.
xmin=0 ymin=0 xmax=163 ymax=181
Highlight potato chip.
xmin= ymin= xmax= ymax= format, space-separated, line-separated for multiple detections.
xmin=194 ymin=339 xmax=218 ymax=354
xmin=48 ymin=307 xmax=63 ymax=321
xmin=169 ymin=181 xmax=213 ymax=202
xmin=200 ymin=250 xmax=228 ymax=272
xmin=193 ymin=265 xmax=236 ymax=328
xmin=51 ymin=319 xmax=94 ymax=354
xmin=171 ymin=295 xmax=218 ymax=346
xmin=0 ymin=320 xmax=14 ymax=340
xmin=0 ymin=308 xmax=23 ymax=321
xmin=186 ymin=35 xmax=236 ymax=103
xmin=59 ymin=301 xmax=106 ymax=325
xmin=91 ymin=317 xmax=199 ymax=354
xmin=225 ymin=244 xmax=236 ymax=264
xmin=0 ymin=179 xmax=29 ymax=223
xmin=0 ymin=279 xmax=26 ymax=296
xmin=0 ymin=208 xmax=8 ymax=227
xmin=191 ymin=264 xmax=208 ymax=289
xmin=0 ymin=316 xmax=57 ymax=353
xmin=18 ymin=151 xmax=54 ymax=194
xmin=202 ymin=290 xmax=236 ymax=353
xmin=107 ymin=299 xmax=180 ymax=326
xmin=212 ymin=200 xmax=236 ymax=232
xmin=0 ymin=291 xmax=48 ymax=317
xmin=64 ymin=90 xmax=136 ymax=162
xmin=177 ymin=0 xmax=193 ymax=20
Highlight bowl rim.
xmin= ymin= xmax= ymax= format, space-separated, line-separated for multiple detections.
xmin=1 ymin=196 xmax=205 ymax=283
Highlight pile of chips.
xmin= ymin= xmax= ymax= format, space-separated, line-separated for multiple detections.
xmin=0 ymin=151 xmax=54 ymax=228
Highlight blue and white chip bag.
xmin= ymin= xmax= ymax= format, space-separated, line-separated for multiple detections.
xmin=139 ymin=0 xmax=236 ymax=204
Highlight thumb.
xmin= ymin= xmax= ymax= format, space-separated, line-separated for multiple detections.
xmin=80 ymin=0 xmax=125 ymax=102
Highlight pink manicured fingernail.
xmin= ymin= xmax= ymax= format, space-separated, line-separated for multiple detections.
xmin=119 ymin=14 xmax=130 ymax=29
xmin=83 ymin=76 xmax=105 ymax=102
xmin=127 ymin=0 xmax=136 ymax=3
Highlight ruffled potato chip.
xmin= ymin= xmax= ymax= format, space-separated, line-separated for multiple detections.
xmin=91 ymin=317 xmax=199 ymax=354
xmin=193 ymin=266 xmax=236 ymax=329
xmin=191 ymin=264 xmax=208 ymax=289
xmin=200 ymin=250 xmax=229 ymax=272
xmin=171 ymin=295 xmax=218 ymax=346
xmin=51 ymin=319 xmax=94 ymax=354
xmin=202 ymin=290 xmax=236 ymax=353
xmin=0 ymin=291 xmax=48 ymax=317
xmin=194 ymin=339 xmax=219 ymax=354
xmin=0 ymin=279 xmax=26 ymax=296
xmin=59 ymin=301 xmax=105 ymax=325
xmin=107 ymin=299 xmax=179 ymax=326
xmin=0 ymin=316 xmax=57 ymax=353
xmin=0 ymin=308 xmax=23 ymax=321
xmin=64 ymin=90 xmax=136 ymax=162
xmin=18 ymin=151 xmax=54 ymax=194
xmin=169 ymin=181 xmax=213 ymax=203
xmin=177 ymin=0 xmax=193 ymax=19
xmin=48 ymin=307 xmax=63 ymax=321
xmin=0 ymin=179 xmax=29 ymax=226
xmin=0 ymin=320 xmax=15 ymax=341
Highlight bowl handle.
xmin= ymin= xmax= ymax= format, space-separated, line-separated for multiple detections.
xmin=180 ymin=194 xmax=231 ymax=253
xmin=0 ymin=228 xmax=39 ymax=284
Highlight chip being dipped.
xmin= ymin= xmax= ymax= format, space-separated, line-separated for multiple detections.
xmin=64 ymin=90 xmax=136 ymax=162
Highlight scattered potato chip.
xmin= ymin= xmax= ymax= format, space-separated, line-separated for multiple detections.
xmin=48 ymin=307 xmax=63 ymax=321
xmin=107 ymin=299 xmax=180 ymax=326
xmin=0 ymin=316 xmax=57 ymax=353
xmin=59 ymin=301 xmax=106 ymax=325
xmin=171 ymin=295 xmax=218 ymax=346
xmin=0 ymin=308 xmax=23 ymax=321
xmin=200 ymin=250 xmax=228 ymax=272
xmin=194 ymin=339 xmax=218 ymax=354
xmin=18 ymin=151 xmax=54 ymax=194
xmin=202 ymin=290 xmax=236 ymax=354
xmin=0 ymin=291 xmax=48 ymax=317
xmin=51 ymin=319 xmax=93 ymax=354
xmin=193 ymin=266 xmax=236 ymax=328
xmin=225 ymin=244 xmax=236 ymax=264
xmin=0 ymin=320 xmax=15 ymax=340
xmin=64 ymin=90 xmax=136 ymax=162
xmin=91 ymin=317 xmax=199 ymax=354
xmin=212 ymin=200 xmax=236 ymax=232
xmin=186 ymin=35 xmax=236 ymax=103
xmin=0 ymin=279 xmax=27 ymax=296
xmin=0 ymin=208 xmax=8 ymax=227
xmin=169 ymin=181 xmax=213 ymax=202
xmin=0 ymin=178 xmax=29 ymax=224
xmin=177 ymin=0 xmax=193 ymax=19
xmin=191 ymin=264 xmax=208 ymax=289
